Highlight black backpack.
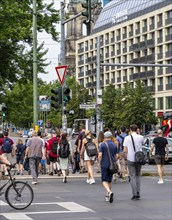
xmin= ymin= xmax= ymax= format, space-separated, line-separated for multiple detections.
xmin=85 ymin=138 xmax=97 ymax=157
xmin=51 ymin=139 xmax=58 ymax=154
xmin=59 ymin=142 xmax=70 ymax=158
xmin=2 ymin=137 xmax=12 ymax=153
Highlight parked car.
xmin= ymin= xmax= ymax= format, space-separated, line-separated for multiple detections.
xmin=142 ymin=137 xmax=172 ymax=164
xmin=144 ymin=130 xmax=158 ymax=137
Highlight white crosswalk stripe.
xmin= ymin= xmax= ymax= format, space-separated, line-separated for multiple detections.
xmin=0 ymin=201 xmax=94 ymax=220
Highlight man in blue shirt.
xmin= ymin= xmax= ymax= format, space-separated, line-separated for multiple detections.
xmin=98 ymin=131 xmax=118 ymax=203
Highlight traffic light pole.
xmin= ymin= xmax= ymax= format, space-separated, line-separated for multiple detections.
xmin=61 ymin=2 xmax=67 ymax=132
xmin=33 ymin=0 xmax=38 ymax=127
xmin=60 ymin=2 xmax=83 ymax=132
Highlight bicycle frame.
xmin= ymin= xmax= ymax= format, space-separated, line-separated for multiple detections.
xmin=0 ymin=167 xmax=20 ymax=196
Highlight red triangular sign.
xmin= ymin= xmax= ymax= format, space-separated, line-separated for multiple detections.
xmin=55 ymin=65 xmax=67 ymax=85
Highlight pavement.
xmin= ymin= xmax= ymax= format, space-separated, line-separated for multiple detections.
xmin=1 ymin=163 xmax=171 ymax=181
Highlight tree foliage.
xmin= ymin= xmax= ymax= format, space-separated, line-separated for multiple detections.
xmin=0 ymin=0 xmax=60 ymax=98
xmin=101 ymin=80 xmax=158 ymax=129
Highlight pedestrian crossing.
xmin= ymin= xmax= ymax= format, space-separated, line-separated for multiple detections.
xmin=0 ymin=201 xmax=94 ymax=220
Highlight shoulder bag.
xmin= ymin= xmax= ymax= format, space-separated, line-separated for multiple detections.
xmin=105 ymin=142 xmax=118 ymax=174
xmin=130 ymin=135 xmax=146 ymax=165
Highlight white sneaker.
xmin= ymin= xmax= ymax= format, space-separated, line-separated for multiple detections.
xmin=105 ymin=196 xmax=109 ymax=202
xmin=4 ymin=171 xmax=8 ymax=176
xmin=158 ymin=180 xmax=164 ymax=184
xmin=32 ymin=181 xmax=37 ymax=185
xmin=89 ymin=179 xmax=95 ymax=184
xmin=86 ymin=179 xmax=90 ymax=184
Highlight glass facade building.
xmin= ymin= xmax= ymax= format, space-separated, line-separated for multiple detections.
xmin=75 ymin=0 xmax=172 ymax=119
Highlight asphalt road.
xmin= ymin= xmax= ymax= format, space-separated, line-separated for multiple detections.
xmin=0 ymin=175 xmax=172 ymax=220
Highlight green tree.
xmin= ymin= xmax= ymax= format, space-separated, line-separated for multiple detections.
xmin=102 ymin=80 xmax=158 ymax=129
xmin=0 ymin=0 xmax=60 ymax=97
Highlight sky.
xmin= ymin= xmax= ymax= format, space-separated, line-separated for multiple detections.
xmin=38 ymin=0 xmax=63 ymax=83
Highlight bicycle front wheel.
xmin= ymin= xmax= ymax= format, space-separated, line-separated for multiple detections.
xmin=5 ymin=181 xmax=34 ymax=210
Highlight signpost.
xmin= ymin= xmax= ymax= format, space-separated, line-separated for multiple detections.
xmin=80 ymin=104 xmax=96 ymax=109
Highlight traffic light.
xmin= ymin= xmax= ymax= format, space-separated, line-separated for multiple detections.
xmin=1 ymin=106 xmax=7 ymax=117
xmin=51 ymin=87 xmax=62 ymax=110
xmin=63 ymin=87 xmax=71 ymax=104
xmin=82 ymin=0 xmax=92 ymax=35
xmin=82 ymin=0 xmax=91 ymax=21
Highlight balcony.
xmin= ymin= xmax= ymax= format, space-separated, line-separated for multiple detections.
xmin=86 ymin=82 xmax=92 ymax=88
xmin=111 ymin=37 xmax=115 ymax=43
xmin=157 ymin=20 xmax=162 ymax=28
xmin=78 ymin=60 xmax=84 ymax=66
xmin=117 ymin=49 xmax=121 ymax=55
xmin=147 ymin=70 xmax=155 ymax=78
xmin=165 ymin=17 xmax=172 ymax=25
xmin=149 ymin=23 xmax=155 ymax=30
xmin=166 ymin=83 xmax=172 ymax=90
xmin=135 ymin=28 xmax=140 ymax=35
xmin=158 ymin=85 xmax=163 ymax=91
xmin=123 ymin=76 xmax=127 ymax=81
xmin=147 ymin=86 xmax=155 ymax=93
xmin=166 ymin=67 xmax=172 ymax=74
xmin=78 ymin=48 xmax=84 ymax=53
xmin=157 ymin=53 xmax=163 ymax=60
xmin=78 ymin=72 xmax=84 ymax=78
xmin=157 ymin=37 xmax=163 ymax=44
xmin=165 ymin=51 xmax=172 ymax=58
xmin=147 ymin=54 xmax=155 ymax=63
xmin=117 ymin=77 xmax=121 ymax=83
xmin=140 ymin=71 xmax=147 ymax=79
xmin=116 ymin=35 xmax=121 ymax=41
xmin=105 ymin=52 xmax=109 ymax=58
xmin=111 ymin=78 xmax=115 ymax=83
xmin=111 ymin=51 xmax=115 ymax=56
xmin=132 ymin=43 xmax=140 ymax=51
xmin=158 ymin=68 xmax=163 ymax=75
xmin=129 ymin=31 xmax=133 ymax=37
xmin=106 ymin=66 xmax=109 ymax=71
xmin=142 ymin=26 xmax=147 ymax=33
xmin=166 ymin=34 xmax=172 ymax=42
xmin=106 ymin=79 xmax=110 ymax=84
xmin=123 ymin=48 xmax=127 ymax=53
xmin=140 ymin=41 xmax=146 ymax=49
xmin=123 ymin=33 xmax=127 ymax=39
xmin=90 ymin=45 xmax=93 ymax=50
xmin=92 ymin=68 xmax=96 ymax=74
xmin=147 ymin=39 xmax=154 ymax=47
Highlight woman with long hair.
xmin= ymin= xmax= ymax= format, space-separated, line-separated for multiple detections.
xmin=58 ymin=133 xmax=70 ymax=183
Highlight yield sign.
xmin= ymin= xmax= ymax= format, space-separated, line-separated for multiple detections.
xmin=55 ymin=65 xmax=67 ymax=85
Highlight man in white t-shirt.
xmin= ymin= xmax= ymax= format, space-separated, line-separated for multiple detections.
xmin=123 ymin=124 xmax=144 ymax=200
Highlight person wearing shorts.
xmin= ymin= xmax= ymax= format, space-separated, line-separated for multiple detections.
xmin=98 ymin=131 xmax=118 ymax=203
xmin=150 ymin=129 xmax=168 ymax=184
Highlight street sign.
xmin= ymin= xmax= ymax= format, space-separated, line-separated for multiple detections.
xmin=79 ymin=104 xmax=96 ymax=109
xmin=55 ymin=65 xmax=67 ymax=85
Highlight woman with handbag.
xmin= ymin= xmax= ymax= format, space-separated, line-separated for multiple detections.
xmin=98 ymin=131 xmax=118 ymax=203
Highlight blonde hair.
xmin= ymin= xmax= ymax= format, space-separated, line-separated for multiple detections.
xmin=17 ymin=138 xmax=23 ymax=145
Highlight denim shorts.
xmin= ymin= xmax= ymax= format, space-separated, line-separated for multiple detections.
xmin=155 ymin=155 xmax=165 ymax=165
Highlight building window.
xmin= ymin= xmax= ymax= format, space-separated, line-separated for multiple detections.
xmin=166 ymin=96 xmax=172 ymax=109
xmin=167 ymin=10 xmax=172 ymax=18
xmin=157 ymin=97 xmax=163 ymax=109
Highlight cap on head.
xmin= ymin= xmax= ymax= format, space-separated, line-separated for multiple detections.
xmin=104 ymin=131 xmax=112 ymax=138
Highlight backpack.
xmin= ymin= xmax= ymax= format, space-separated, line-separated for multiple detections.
xmin=51 ymin=139 xmax=58 ymax=154
xmin=119 ymin=135 xmax=124 ymax=151
xmin=2 ymin=137 xmax=12 ymax=153
xmin=58 ymin=142 xmax=70 ymax=158
xmin=85 ymin=138 xmax=97 ymax=157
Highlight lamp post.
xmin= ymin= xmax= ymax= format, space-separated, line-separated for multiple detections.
xmin=33 ymin=0 xmax=38 ymax=127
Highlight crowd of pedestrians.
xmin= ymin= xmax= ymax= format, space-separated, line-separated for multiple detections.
xmin=0 ymin=124 xmax=169 ymax=203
